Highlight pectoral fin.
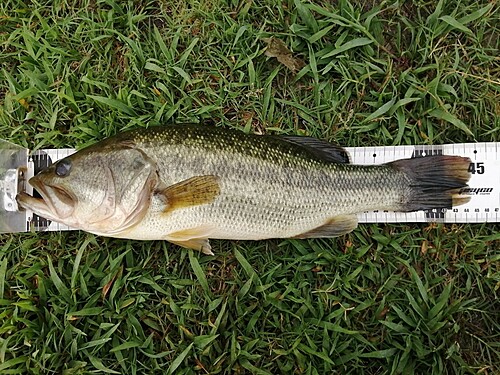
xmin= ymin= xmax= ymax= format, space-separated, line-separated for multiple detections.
xmin=166 ymin=226 xmax=216 ymax=255
xmin=160 ymin=175 xmax=220 ymax=214
xmin=294 ymin=215 xmax=358 ymax=238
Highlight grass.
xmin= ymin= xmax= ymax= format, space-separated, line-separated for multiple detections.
xmin=0 ymin=0 xmax=499 ymax=373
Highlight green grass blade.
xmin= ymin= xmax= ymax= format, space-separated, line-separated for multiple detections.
xmin=47 ymin=256 xmax=71 ymax=303
xmin=294 ymin=0 xmax=319 ymax=32
xmin=88 ymin=95 xmax=136 ymax=116
xmin=188 ymin=250 xmax=211 ymax=296
xmin=363 ymin=98 xmax=396 ymax=123
xmin=439 ymin=16 xmax=473 ymax=35
xmin=429 ymin=109 xmax=473 ymax=137
xmin=0 ymin=257 xmax=7 ymax=298
xmin=167 ymin=343 xmax=193 ymax=375
xmin=321 ymin=37 xmax=373 ymax=59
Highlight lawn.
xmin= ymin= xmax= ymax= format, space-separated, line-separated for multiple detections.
xmin=0 ymin=0 xmax=499 ymax=373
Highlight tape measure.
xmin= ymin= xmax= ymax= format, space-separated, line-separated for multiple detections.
xmin=1 ymin=142 xmax=499 ymax=233
xmin=345 ymin=143 xmax=500 ymax=224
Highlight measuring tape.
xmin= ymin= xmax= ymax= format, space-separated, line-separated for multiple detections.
xmin=346 ymin=143 xmax=499 ymax=224
xmin=1 ymin=142 xmax=499 ymax=233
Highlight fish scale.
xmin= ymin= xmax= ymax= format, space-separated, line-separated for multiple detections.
xmin=118 ymin=127 xmax=429 ymax=241
xmin=15 ymin=124 xmax=471 ymax=252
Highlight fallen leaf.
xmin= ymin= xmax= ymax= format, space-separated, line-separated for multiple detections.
xmin=263 ymin=37 xmax=306 ymax=72
xmin=18 ymin=98 xmax=30 ymax=110
xmin=421 ymin=240 xmax=428 ymax=255
xmin=102 ymin=267 xmax=121 ymax=299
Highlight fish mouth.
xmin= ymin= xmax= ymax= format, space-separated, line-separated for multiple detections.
xmin=16 ymin=176 xmax=76 ymax=221
xmin=16 ymin=191 xmax=51 ymax=216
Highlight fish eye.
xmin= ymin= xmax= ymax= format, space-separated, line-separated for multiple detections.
xmin=55 ymin=159 xmax=72 ymax=177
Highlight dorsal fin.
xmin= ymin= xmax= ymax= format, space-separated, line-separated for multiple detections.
xmin=279 ymin=136 xmax=350 ymax=164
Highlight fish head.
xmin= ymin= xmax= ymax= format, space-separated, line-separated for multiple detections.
xmin=17 ymin=145 xmax=159 ymax=234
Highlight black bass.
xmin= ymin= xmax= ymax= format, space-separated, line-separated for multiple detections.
xmin=17 ymin=125 xmax=471 ymax=254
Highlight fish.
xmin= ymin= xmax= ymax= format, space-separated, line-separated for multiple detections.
xmin=17 ymin=124 xmax=471 ymax=255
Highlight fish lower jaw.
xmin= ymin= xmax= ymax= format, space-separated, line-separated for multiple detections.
xmin=16 ymin=193 xmax=50 ymax=215
xmin=16 ymin=192 xmax=69 ymax=224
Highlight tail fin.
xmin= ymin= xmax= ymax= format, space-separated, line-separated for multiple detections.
xmin=390 ymin=155 xmax=471 ymax=211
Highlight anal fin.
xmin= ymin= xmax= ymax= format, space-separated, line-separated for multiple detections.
xmin=294 ymin=215 xmax=358 ymax=238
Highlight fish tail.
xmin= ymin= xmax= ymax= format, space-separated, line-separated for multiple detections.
xmin=389 ymin=155 xmax=471 ymax=211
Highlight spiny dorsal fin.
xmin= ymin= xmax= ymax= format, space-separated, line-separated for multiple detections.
xmin=280 ymin=136 xmax=350 ymax=164
xmin=160 ymin=175 xmax=220 ymax=214
xmin=294 ymin=214 xmax=358 ymax=238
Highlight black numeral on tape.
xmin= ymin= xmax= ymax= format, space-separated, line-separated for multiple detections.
xmin=468 ymin=162 xmax=485 ymax=174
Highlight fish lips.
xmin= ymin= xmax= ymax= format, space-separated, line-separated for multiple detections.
xmin=17 ymin=175 xmax=76 ymax=221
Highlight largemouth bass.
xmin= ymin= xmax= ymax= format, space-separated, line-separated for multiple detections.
xmin=17 ymin=124 xmax=471 ymax=254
